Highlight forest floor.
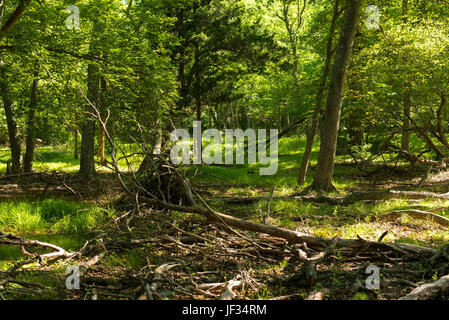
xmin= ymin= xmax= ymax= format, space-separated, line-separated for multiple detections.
xmin=1 ymin=137 xmax=449 ymax=300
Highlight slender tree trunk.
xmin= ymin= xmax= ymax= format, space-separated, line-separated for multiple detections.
xmin=24 ymin=74 xmax=39 ymax=173
xmin=74 ymin=128 xmax=79 ymax=159
xmin=0 ymin=69 xmax=22 ymax=174
xmin=79 ymin=22 xmax=101 ymax=178
xmin=195 ymin=101 xmax=201 ymax=122
xmin=234 ymin=103 xmax=240 ymax=129
xmin=298 ymin=0 xmax=340 ymax=185
xmin=311 ymin=0 xmax=361 ymax=192
xmin=401 ymin=0 xmax=411 ymax=151
xmin=97 ymin=77 xmax=107 ymax=166
xmin=402 ymin=95 xmax=411 ymax=151
xmin=349 ymin=116 xmax=364 ymax=146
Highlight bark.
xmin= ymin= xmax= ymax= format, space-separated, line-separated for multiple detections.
xmin=79 ymin=22 xmax=102 ymax=178
xmin=24 ymin=75 xmax=39 ymax=173
xmin=311 ymin=0 xmax=361 ymax=191
xmin=298 ymin=0 xmax=340 ymax=185
xmin=0 ymin=69 xmax=22 ymax=174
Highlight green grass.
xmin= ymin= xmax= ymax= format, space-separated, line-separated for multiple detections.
xmin=0 ymin=199 xmax=110 ymax=234
xmin=0 ymin=144 xmax=145 ymax=174
xmin=0 ymin=199 xmax=112 ymax=271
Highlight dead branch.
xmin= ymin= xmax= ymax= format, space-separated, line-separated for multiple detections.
xmin=0 ymin=232 xmax=75 ymax=271
xmin=215 ymin=189 xmax=449 ymax=206
xmin=399 ymin=275 xmax=449 ymax=300
xmin=377 ymin=210 xmax=449 ymax=228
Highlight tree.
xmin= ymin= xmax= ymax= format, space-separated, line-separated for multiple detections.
xmin=0 ymin=68 xmax=22 ymax=174
xmin=0 ymin=0 xmax=34 ymax=174
xmin=297 ymin=0 xmax=341 ymax=185
xmin=78 ymin=20 xmax=101 ymax=178
xmin=401 ymin=0 xmax=411 ymax=151
xmin=24 ymin=72 xmax=39 ymax=173
xmin=311 ymin=0 xmax=361 ymax=192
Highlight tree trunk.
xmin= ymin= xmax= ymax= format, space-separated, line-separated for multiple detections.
xmin=402 ymin=95 xmax=411 ymax=151
xmin=348 ymin=116 xmax=364 ymax=146
xmin=24 ymin=74 xmax=39 ymax=173
xmin=0 ymin=69 xmax=22 ymax=174
xmin=234 ymin=103 xmax=240 ymax=129
xmin=79 ymin=22 xmax=101 ymax=178
xmin=74 ymin=128 xmax=79 ymax=159
xmin=97 ymin=77 xmax=107 ymax=166
xmin=298 ymin=0 xmax=340 ymax=185
xmin=401 ymin=0 xmax=411 ymax=151
xmin=311 ymin=0 xmax=361 ymax=192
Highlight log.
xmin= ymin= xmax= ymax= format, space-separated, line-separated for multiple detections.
xmin=399 ymin=275 xmax=449 ymax=300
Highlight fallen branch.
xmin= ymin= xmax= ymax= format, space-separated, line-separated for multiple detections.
xmin=0 ymin=232 xmax=75 ymax=271
xmin=377 ymin=210 xmax=449 ymax=228
xmin=399 ymin=275 xmax=449 ymax=300
xmin=214 ymin=190 xmax=449 ymax=206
